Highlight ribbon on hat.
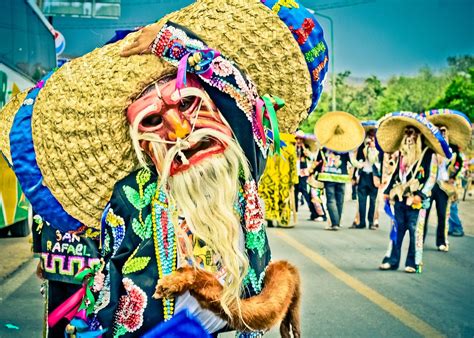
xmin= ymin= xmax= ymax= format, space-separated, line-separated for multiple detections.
xmin=256 ymin=95 xmax=285 ymax=155
xmin=176 ymin=49 xmax=220 ymax=89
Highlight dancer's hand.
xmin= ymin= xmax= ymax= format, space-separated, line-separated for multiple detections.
xmin=121 ymin=22 xmax=163 ymax=57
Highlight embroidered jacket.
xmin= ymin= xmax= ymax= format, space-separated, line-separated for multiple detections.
xmin=384 ymin=147 xmax=438 ymax=203
xmin=94 ymin=168 xmax=271 ymax=337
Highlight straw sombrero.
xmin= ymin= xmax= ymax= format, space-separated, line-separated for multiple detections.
xmin=314 ymin=111 xmax=364 ymax=152
xmin=361 ymin=120 xmax=378 ymax=132
xmin=295 ymin=130 xmax=318 ymax=152
xmin=5 ymin=0 xmax=328 ymax=229
xmin=423 ymin=109 xmax=472 ymax=149
xmin=0 ymin=90 xmax=28 ymax=165
xmin=376 ymin=111 xmax=452 ymax=158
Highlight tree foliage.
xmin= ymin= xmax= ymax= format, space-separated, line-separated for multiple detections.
xmin=298 ymin=55 xmax=473 ymax=133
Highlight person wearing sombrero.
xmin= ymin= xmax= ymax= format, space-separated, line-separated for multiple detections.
xmin=421 ymin=109 xmax=471 ymax=250
xmin=294 ymin=130 xmax=321 ymax=222
xmin=1 ymin=0 xmax=329 ymax=336
xmin=378 ymin=112 xmax=451 ymax=273
xmin=258 ymin=133 xmax=299 ymax=228
xmin=351 ymin=120 xmax=383 ymax=230
xmin=313 ymin=111 xmax=365 ymax=230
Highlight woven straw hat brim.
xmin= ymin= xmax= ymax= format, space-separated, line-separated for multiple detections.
xmin=314 ymin=111 xmax=364 ymax=152
xmin=426 ymin=113 xmax=471 ymax=148
xmin=0 ymin=91 xmax=28 ymax=165
xmin=377 ymin=116 xmax=446 ymax=155
xmin=31 ymin=0 xmax=312 ymax=228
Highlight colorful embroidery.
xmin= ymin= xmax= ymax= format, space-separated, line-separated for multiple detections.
xmin=272 ymin=0 xmax=299 ymax=14
xmin=245 ymin=230 xmax=266 ymax=258
xmin=312 ymin=55 xmax=328 ymax=82
xmin=304 ymin=41 xmax=326 ymax=63
xmin=33 ymin=214 xmax=44 ymax=234
xmin=243 ymin=181 xmax=264 ymax=232
xmin=122 ymin=255 xmax=151 ymax=275
xmin=289 ymin=18 xmax=315 ymax=45
xmin=114 ymin=278 xmax=148 ymax=336
xmin=152 ymin=188 xmax=177 ymax=321
xmin=243 ymin=267 xmax=266 ymax=294
xmin=123 ymin=169 xmax=157 ymax=240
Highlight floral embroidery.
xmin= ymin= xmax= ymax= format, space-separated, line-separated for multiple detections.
xmin=122 ymin=169 xmax=157 ymax=240
xmin=114 ymin=278 xmax=148 ymax=336
xmin=122 ymin=255 xmax=151 ymax=275
xmin=93 ymin=270 xmax=105 ymax=293
xmin=243 ymin=181 xmax=264 ymax=232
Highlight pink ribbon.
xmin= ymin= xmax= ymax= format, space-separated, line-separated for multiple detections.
xmin=47 ymin=285 xmax=86 ymax=328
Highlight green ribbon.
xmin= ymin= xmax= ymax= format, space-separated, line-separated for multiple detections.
xmin=262 ymin=94 xmax=284 ymax=155
xmin=74 ymin=265 xmax=100 ymax=316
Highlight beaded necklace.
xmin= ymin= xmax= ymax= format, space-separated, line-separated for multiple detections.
xmin=151 ymin=189 xmax=177 ymax=321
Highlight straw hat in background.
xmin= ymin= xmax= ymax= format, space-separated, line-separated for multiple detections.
xmin=0 ymin=90 xmax=29 ymax=165
xmin=2 ymin=0 xmax=328 ymax=229
xmin=361 ymin=120 xmax=378 ymax=132
xmin=314 ymin=111 xmax=365 ymax=152
xmin=376 ymin=111 xmax=452 ymax=158
xmin=295 ymin=130 xmax=318 ymax=152
xmin=422 ymin=109 xmax=472 ymax=149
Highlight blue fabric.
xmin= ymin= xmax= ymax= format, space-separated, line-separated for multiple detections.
xmin=260 ymin=0 xmax=328 ymax=112
xmin=448 ymin=200 xmax=464 ymax=234
xmin=142 ymin=310 xmax=211 ymax=338
xmin=10 ymin=71 xmax=82 ymax=231
xmin=384 ymin=199 xmax=398 ymax=242
xmin=422 ymin=108 xmax=471 ymax=125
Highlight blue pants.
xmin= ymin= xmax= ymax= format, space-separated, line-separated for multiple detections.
xmin=324 ymin=182 xmax=345 ymax=226
xmin=383 ymin=201 xmax=425 ymax=269
xmin=357 ymin=172 xmax=378 ymax=228
xmin=449 ymin=201 xmax=464 ymax=234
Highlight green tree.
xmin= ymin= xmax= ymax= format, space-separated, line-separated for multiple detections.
xmin=432 ymin=68 xmax=474 ymax=121
xmin=376 ymin=67 xmax=449 ymax=118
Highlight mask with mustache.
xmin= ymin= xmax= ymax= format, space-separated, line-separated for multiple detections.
xmin=127 ymin=74 xmax=253 ymax=318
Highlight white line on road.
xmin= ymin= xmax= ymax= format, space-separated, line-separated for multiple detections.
xmin=0 ymin=259 xmax=37 ymax=303
xmin=274 ymin=230 xmax=445 ymax=338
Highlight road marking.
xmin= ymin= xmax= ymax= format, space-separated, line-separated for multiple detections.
xmin=274 ymin=230 xmax=445 ymax=338
xmin=0 ymin=259 xmax=36 ymax=303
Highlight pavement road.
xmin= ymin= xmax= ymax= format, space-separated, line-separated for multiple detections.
xmin=1 ymin=200 xmax=473 ymax=337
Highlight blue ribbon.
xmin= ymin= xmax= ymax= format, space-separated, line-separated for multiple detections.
xmin=10 ymin=71 xmax=82 ymax=231
xmin=384 ymin=200 xmax=398 ymax=242
xmin=64 ymin=318 xmax=107 ymax=338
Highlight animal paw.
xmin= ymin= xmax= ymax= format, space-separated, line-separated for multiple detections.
xmin=153 ymin=266 xmax=196 ymax=299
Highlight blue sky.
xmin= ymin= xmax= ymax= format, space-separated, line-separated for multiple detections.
xmin=53 ymin=0 xmax=474 ymax=79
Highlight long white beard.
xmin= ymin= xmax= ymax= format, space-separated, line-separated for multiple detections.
xmin=133 ymin=127 xmax=252 ymax=318
xmin=400 ymin=134 xmax=422 ymax=169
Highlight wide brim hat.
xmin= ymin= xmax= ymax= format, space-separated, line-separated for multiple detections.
xmin=314 ymin=111 xmax=364 ymax=152
xmin=361 ymin=120 xmax=378 ymax=132
xmin=423 ymin=109 xmax=472 ymax=149
xmin=376 ymin=111 xmax=452 ymax=158
xmin=0 ymin=90 xmax=29 ymax=165
xmin=6 ymin=0 xmax=328 ymax=229
xmin=295 ymin=131 xmax=317 ymax=152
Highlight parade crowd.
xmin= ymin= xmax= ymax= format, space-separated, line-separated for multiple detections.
xmin=259 ymin=109 xmax=471 ymax=274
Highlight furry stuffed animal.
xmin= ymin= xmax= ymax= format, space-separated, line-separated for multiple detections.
xmin=154 ymin=260 xmax=301 ymax=338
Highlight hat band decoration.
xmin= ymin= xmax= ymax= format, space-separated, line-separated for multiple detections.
xmin=379 ymin=111 xmax=452 ymax=159
xmin=261 ymin=0 xmax=329 ymax=111
xmin=150 ymin=22 xmax=284 ymax=156
xmin=9 ymin=71 xmax=82 ymax=231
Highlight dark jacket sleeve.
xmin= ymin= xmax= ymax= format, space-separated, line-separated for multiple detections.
xmin=415 ymin=149 xmax=438 ymax=200
xmin=449 ymin=145 xmax=462 ymax=180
